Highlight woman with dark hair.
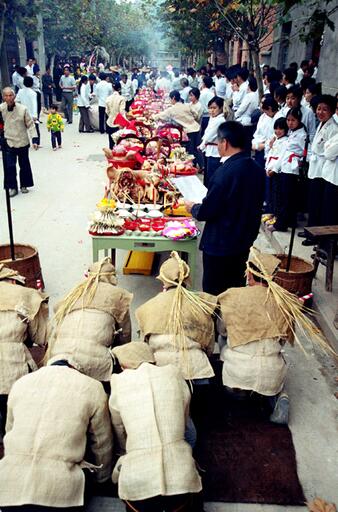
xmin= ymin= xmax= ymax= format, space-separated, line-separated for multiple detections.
xmin=300 ymin=95 xmax=338 ymax=244
xmin=189 ymin=88 xmax=203 ymax=121
xmin=153 ymin=90 xmax=200 ymax=163
xmin=199 ymin=96 xmax=225 ymax=186
xmin=270 ymin=108 xmax=307 ymax=232
xmin=77 ymin=75 xmax=94 ymax=133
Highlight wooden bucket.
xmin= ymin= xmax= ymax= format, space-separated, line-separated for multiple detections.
xmin=275 ymin=254 xmax=314 ymax=296
xmin=0 ymin=244 xmax=44 ymax=290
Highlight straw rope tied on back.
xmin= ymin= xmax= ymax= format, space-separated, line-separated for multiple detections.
xmin=247 ymin=247 xmax=337 ymax=357
xmin=158 ymin=251 xmax=217 ymax=359
xmin=53 ymin=257 xmax=117 ymax=327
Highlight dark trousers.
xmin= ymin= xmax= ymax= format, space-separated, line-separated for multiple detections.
xmin=35 ymin=122 xmax=40 ymax=146
xmin=202 ymin=251 xmax=248 ymax=295
xmin=3 ymin=143 xmax=34 ymax=191
xmin=43 ymin=91 xmax=53 ymax=109
xmin=243 ymin=125 xmax=255 ymax=154
xmin=204 ymin=156 xmax=221 ymax=187
xmin=125 ymin=494 xmax=199 ymax=512
xmin=322 ymin=181 xmax=338 ymax=225
xmin=126 ymin=99 xmax=133 ymax=112
xmin=0 ymin=394 xmax=8 ymax=435
xmin=55 ymin=85 xmax=62 ymax=102
xmin=78 ymin=107 xmax=92 ymax=132
xmin=98 ymin=106 xmax=107 ymax=134
xmin=51 ymin=131 xmax=62 ymax=148
xmin=308 ymin=177 xmax=326 ymax=227
xmin=275 ymin=173 xmax=298 ymax=231
xmin=36 ymin=91 xmax=41 ymax=120
xmin=186 ymin=130 xmax=201 ymax=166
xmin=267 ymin=173 xmax=281 ymax=216
xmin=62 ymin=91 xmax=74 ymax=123
xmin=106 ymin=125 xmax=119 ymax=149
xmin=200 ymin=116 xmax=209 ymax=170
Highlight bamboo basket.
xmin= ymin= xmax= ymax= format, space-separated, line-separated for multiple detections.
xmin=274 ymin=254 xmax=314 ymax=296
xmin=0 ymin=244 xmax=44 ymax=290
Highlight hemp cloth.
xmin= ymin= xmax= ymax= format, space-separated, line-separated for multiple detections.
xmin=135 ymin=289 xmax=217 ymax=348
xmin=109 ymin=363 xmax=202 ymax=501
xmin=0 ymin=366 xmax=113 ymax=507
xmin=218 ymin=286 xmax=293 ymax=349
xmin=49 ymin=283 xmax=132 ymax=381
xmin=0 ymin=282 xmax=48 ymax=394
xmin=112 ymin=341 xmax=155 ymax=369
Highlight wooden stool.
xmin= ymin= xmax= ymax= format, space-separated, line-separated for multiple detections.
xmin=304 ymin=225 xmax=338 ymax=292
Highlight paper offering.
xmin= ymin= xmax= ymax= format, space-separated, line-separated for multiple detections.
xmin=171 ymin=176 xmax=207 ymax=204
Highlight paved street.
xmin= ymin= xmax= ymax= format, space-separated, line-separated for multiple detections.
xmin=0 ymin=114 xmax=337 ymax=511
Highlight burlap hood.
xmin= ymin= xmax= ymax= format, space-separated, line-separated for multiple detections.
xmin=248 ymin=248 xmax=281 ymax=277
xmin=136 ymin=289 xmax=217 ymax=348
xmin=111 ymin=342 xmax=155 ymax=369
xmin=54 ymin=281 xmax=132 ymax=324
xmin=218 ymin=286 xmax=293 ymax=348
xmin=0 ymin=263 xmax=26 ymax=284
xmin=157 ymin=253 xmax=190 ymax=287
xmin=0 ymin=281 xmax=48 ymax=321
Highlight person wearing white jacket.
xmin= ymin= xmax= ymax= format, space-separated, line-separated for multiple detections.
xmin=301 ymin=96 xmax=338 ymax=244
xmin=199 ymin=96 xmax=225 ymax=186
xmin=77 ymin=75 xmax=93 ymax=133
xmin=235 ymin=76 xmax=259 ymax=152
xmin=251 ymin=97 xmax=279 ymax=169
xmin=272 ymin=108 xmax=307 ymax=232
xmin=265 ymin=117 xmax=289 ymax=218
xmin=96 ymin=73 xmax=113 ymax=134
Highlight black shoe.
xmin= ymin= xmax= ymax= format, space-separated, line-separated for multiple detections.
xmin=298 ymin=231 xmax=307 ymax=238
xmin=88 ymin=129 xmax=94 ymax=133
xmin=302 ymin=239 xmax=316 ymax=246
xmin=67 ymin=121 xmax=72 ymax=124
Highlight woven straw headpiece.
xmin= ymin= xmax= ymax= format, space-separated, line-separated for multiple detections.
xmin=248 ymin=248 xmax=281 ymax=278
xmin=112 ymin=342 xmax=155 ymax=369
xmin=0 ymin=264 xmax=26 ymax=285
xmin=157 ymin=251 xmax=190 ymax=287
xmin=88 ymin=258 xmax=117 ymax=285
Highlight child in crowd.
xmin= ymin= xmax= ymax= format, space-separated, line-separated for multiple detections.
xmin=47 ymin=104 xmax=64 ymax=150
xmin=199 ymin=96 xmax=225 ymax=186
xmin=268 ymin=108 xmax=307 ymax=232
xmin=263 ymin=117 xmax=289 ymax=226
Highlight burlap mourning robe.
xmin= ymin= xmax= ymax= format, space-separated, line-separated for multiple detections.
xmin=109 ymin=363 xmax=202 ymax=501
xmin=49 ymin=282 xmax=132 ymax=381
xmin=135 ymin=289 xmax=217 ymax=380
xmin=0 ymin=282 xmax=48 ymax=394
xmin=218 ymin=286 xmax=293 ymax=396
xmin=0 ymin=365 xmax=113 ymax=507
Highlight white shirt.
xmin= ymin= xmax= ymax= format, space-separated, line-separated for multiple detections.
xmin=190 ymin=101 xmax=204 ymax=122
xmin=234 ymin=91 xmax=258 ymax=126
xmin=300 ymin=105 xmax=316 ymax=143
xmin=12 ymin=71 xmax=20 ymax=88
xmin=121 ymin=79 xmax=134 ymax=102
xmin=77 ymin=83 xmax=90 ymax=107
xmin=322 ymin=132 xmax=338 ymax=185
xmin=308 ymin=117 xmax=338 ymax=180
xmin=265 ymin=136 xmax=289 ymax=173
xmin=200 ymin=113 xmax=225 ymax=158
xmin=25 ymin=64 xmax=34 ymax=77
xmin=252 ymin=113 xmax=275 ymax=153
xmin=296 ymin=68 xmax=304 ymax=84
xmin=232 ymin=80 xmax=248 ymax=111
xmin=32 ymin=75 xmax=41 ymax=93
xmin=16 ymin=87 xmax=38 ymax=119
xmin=278 ymin=127 xmax=307 ymax=175
xmin=214 ymin=76 xmax=226 ymax=99
xmin=225 ymin=80 xmax=233 ymax=100
xmin=95 ymin=80 xmax=113 ymax=107
xmin=180 ymin=86 xmax=191 ymax=103
xmin=199 ymin=88 xmax=215 ymax=116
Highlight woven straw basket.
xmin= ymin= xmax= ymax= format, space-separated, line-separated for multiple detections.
xmin=0 ymin=244 xmax=44 ymax=290
xmin=274 ymin=254 xmax=314 ymax=296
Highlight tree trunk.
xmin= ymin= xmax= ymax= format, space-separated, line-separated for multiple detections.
xmin=0 ymin=38 xmax=10 ymax=90
xmin=50 ymin=53 xmax=55 ymax=72
xmin=252 ymin=48 xmax=263 ymax=100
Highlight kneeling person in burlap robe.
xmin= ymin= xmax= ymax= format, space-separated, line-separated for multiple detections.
xmin=0 ymin=264 xmax=48 ymax=437
xmin=218 ymin=248 xmax=332 ymax=425
xmin=135 ymin=251 xmax=217 ymax=430
xmin=47 ymin=258 xmax=132 ymax=388
xmin=0 ymin=357 xmax=113 ymax=512
xmin=109 ymin=342 xmax=203 ymax=512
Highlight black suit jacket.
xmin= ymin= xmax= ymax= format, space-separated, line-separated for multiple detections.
xmin=191 ymin=152 xmax=265 ymax=256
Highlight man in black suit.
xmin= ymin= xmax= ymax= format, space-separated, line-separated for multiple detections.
xmin=185 ymin=121 xmax=265 ymax=296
